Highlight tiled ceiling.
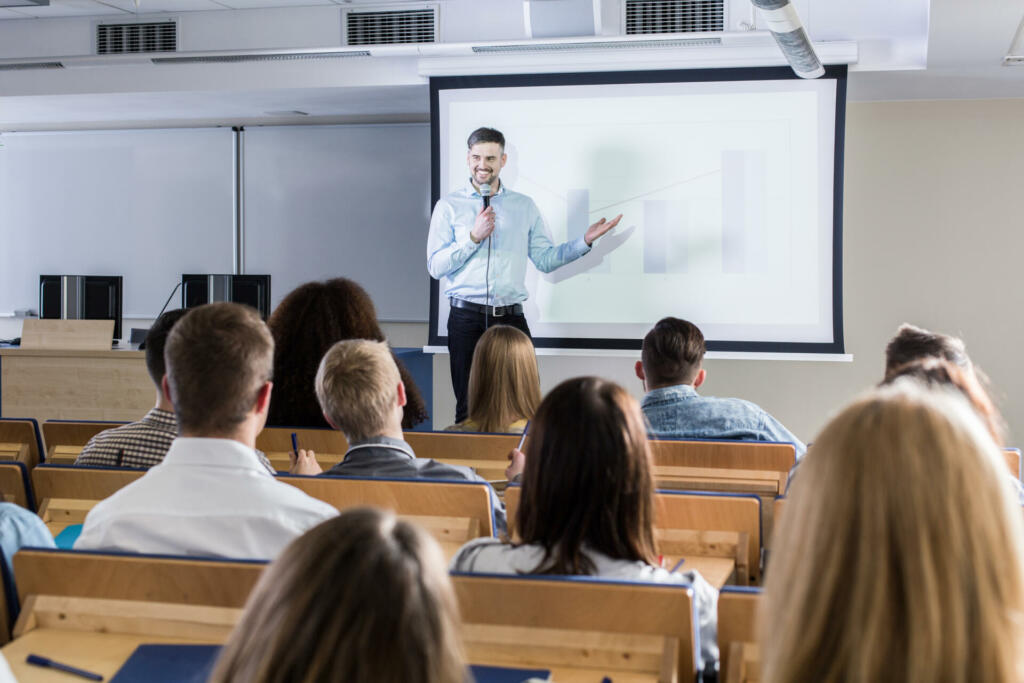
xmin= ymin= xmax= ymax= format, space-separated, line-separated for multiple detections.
xmin=0 ymin=0 xmax=373 ymax=19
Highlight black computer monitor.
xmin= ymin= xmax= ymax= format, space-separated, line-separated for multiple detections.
xmin=39 ymin=275 xmax=123 ymax=341
xmin=181 ymin=274 xmax=271 ymax=319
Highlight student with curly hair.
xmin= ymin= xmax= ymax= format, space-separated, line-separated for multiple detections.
xmin=266 ymin=278 xmax=428 ymax=429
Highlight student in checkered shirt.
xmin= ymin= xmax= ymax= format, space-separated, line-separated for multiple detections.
xmin=75 ymin=309 xmax=188 ymax=469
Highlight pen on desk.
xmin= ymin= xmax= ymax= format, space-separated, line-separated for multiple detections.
xmin=291 ymin=432 xmax=299 ymax=456
xmin=26 ymin=654 xmax=103 ymax=681
xmin=516 ymin=421 xmax=530 ymax=451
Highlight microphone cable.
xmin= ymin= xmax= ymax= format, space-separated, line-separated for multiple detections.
xmin=154 ymin=281 xmax=183 ymax=322
xmin=139 ymin=281 xmax=183 ymax=348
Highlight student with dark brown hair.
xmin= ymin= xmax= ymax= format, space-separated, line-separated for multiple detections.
xmin=450 ymin=376 xmax=718 ymax=670
xmin=884 ymin=322 xmax=971 ymax=374
xmin=637 ymin=317 xmax=805 ymax=457
xmin=266 ymin=278 xmax=428 ymax=429
xmin=75 ymin=308 xmax=188 ymax=468
xmin=211 ymin=507 xmax=467 ymax=683
xmin=75 ymin=303 xmax=337 ymax=559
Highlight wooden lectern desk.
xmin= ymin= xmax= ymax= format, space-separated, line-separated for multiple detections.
xmin=0 ymin=348 xmax=152 ymax=425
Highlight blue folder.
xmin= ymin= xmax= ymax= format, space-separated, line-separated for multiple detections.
xmin=469 ymin=664 xmax=551 ymax=682
xmin=110 ymin=644 xmax=220 ymax=682
xmin=110 ymin=645 xmax=551 ymax=682
xmin=53 ymin=524 xmax=83 ymax=549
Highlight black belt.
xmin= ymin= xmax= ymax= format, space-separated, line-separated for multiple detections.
xmin=450 ymin=298 xmax=523 ymax=317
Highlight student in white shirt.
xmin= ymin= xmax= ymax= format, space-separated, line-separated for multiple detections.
xmin=450 ymin=376 xmax=719 ymax=672
xmin=75 ymin=303 xmax=337 ymax=559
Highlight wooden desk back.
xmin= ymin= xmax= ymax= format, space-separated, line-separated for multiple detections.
xmin=258 ymin=428 xmax=521 ymax=478
xmin=1004 ymin=448 xmax=1021 ymax=481
xmin=279 ymin=476 xmax=495 ymax=552
xmin=42 ymin=420 xmax=124 ymax=462
xmin=33 ymin=465 xmax=144 ymax=504
xmin=718 ymin=587 xmax=761 ymax=682
xmin=650 ymin=439 xmax=796 ymax=495
xmin=506 ymin=487 xmax=761 ymax=582
xmin=13 ymin=549 xmax=266 ymax=609
xmin=404 ymin=431 xmax=520 ymax=481
xmin=453 ymin=573 xmax=698 ymax=680
xmin=0 ymin=462 xmax=33 ymax=510
xmin=0 ymin=419 xmax=42 ymax=469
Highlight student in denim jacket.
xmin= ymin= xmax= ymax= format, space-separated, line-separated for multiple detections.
xmin=635 ymin=317 xmax=805 ymax=458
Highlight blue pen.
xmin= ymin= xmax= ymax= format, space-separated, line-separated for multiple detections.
xmin=26 ymin=654 xmax=103 ymax=681
xmin=516 ymin=420 xmax=530 ymax=451
xmin=291 ymin=432 xmax=299 ymax=455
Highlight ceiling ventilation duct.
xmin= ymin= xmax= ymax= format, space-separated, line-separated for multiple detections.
xmin=96 ymin=21 xmax=177 ymax=55
xmin=624 ymin=0 xmax=726 ymax=34
xmin=343 ymin=6 xmax=438 ymax=46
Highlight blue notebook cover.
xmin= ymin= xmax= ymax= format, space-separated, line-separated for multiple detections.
xmin=53 ymin=524 xmax=83 ymax=549
xmin=469 ymin=664 xmax=551 ymax=682
xmin=110 ymin=644 xmax=221 ymax=683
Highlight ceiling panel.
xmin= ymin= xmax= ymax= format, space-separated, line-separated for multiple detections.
xmin=89 ymin=0 xmax=228 ymax=12
xmin=214 ymin=0 xmax=336 ymax=8
xmin=8 ymin=0 xmax=131 ymax=15
xmin=0 ymin=7 xmax=33 ymax=16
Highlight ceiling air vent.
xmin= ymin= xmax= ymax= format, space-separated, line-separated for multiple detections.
xmin=625 ymin=0 xmax=725 ymax=34
xmin=97 ymin=21 xmax=177 ymax=55
xmin=344 ymin=7 xmax=437 ymax=46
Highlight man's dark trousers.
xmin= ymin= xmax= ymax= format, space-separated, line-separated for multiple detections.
xmin=447 ymin=305 xmax=532 ymax=423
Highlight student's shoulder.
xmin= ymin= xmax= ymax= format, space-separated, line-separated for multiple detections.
xmin=450 ymin=537 xmax=525 ymax=572
xmin=419 ymin=458 xmax=482 ymax=482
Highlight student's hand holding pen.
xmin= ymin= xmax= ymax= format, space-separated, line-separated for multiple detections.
xmin=505 ymin=448 xmax=525 ymax=481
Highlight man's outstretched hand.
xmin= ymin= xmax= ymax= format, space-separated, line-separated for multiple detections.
xmin=584 ymin=214 xmax=623 ymax=247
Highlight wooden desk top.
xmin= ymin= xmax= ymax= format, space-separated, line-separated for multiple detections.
xmin=3 ymin=629 xmax=659 ymax=683
xmin=2 ymin=629 xmax=219 ymax=682
xmin=675 ymin=555 xmax=736 ymax=590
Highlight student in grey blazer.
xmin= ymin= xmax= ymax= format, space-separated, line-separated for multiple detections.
xmin=289 ymin=339 xmax=506 ymax=534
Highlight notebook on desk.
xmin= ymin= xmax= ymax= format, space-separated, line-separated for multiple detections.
xmin=110 ymin=644 xmax=220 ymax=682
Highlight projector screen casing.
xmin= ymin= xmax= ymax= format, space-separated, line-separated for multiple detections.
xmin=428 ymin=66 xmax=847 ymax=354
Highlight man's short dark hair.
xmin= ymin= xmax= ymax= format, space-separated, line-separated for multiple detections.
xmin=467 ymin=127 xmax=505 ymax=149
xmin=165 ymin=303 xmax=274 ymax=435
xmin=885 ymin=323 xmax=969 ymax=374
xmin=641 ymin=317 xmax=706 ymax=387
xmin=142 ymin=308 xmax=188 ymax=387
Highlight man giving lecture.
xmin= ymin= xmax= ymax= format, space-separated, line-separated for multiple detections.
xmin=427 ymin=126 xmax=622 ymax=422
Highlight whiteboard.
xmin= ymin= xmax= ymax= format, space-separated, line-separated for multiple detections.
xmin=242 ymin=124 xmax=431 ymax=322
xmin=0 ymin=128 xmax=236 ymax=318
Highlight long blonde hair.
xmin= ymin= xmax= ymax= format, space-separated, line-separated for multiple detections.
xmin=210 ymin=508 xmax=467 ymax=683
xmin=466 ymin=325 xmax=541 ymax=432
xmin=761 ymin=382 xmax=1024 ymax=683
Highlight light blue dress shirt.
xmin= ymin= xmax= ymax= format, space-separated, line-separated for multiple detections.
xmin=427 ymin=179 xmax=591 ymax=306
xmin=0 ymin=502 xmax=55 ymax=576
xmin=642 ymin=384 xmax=807 ymax=459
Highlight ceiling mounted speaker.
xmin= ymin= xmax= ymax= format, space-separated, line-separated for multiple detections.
xmin=524 ymin=0 xmax=602 ymax=39
xmin=750 ymin=0 xmax=824 ymax=78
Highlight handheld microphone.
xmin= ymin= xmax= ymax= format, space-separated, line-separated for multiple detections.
xmin=480 ymin=183 xmax=491 ymax=209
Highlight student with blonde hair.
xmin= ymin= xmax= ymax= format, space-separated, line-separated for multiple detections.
xmin=289 ymin=339 xmax=507 ymax=532
xmin=211 ymin=507 xmax=467 ymax=683
xmin=761 ymin=382 xmax=1024 ymax=683
xmin=445 ymin=325 xmax=541 ymax=433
